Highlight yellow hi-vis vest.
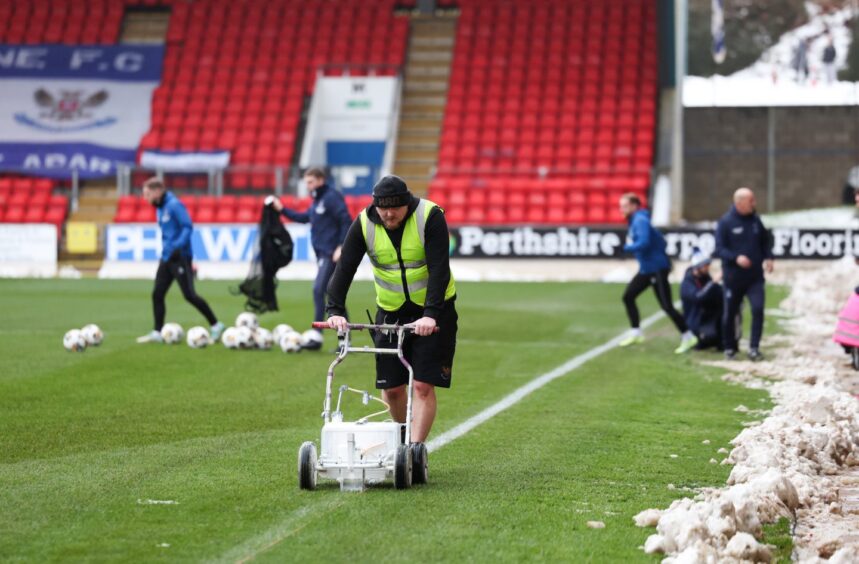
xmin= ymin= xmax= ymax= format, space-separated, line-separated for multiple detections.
xmin=360 ymin=199 xmax=456 ymax=311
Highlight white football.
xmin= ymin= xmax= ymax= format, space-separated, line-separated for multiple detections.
xmin=272 ymin=323 xmax=294 ymax=343
xmin=187 ymin=326 xmax=210 ymax=348
xmin=300 ymin=329 xmax=324 ymax=351
xmin=254 ymin=328 xmax=274 ymax=350
xmin=63 ymin=329 xmax=87 ymax=352
xmin=235 ymin=326 xmax=254 ymax=349
xmin=221 ymin=327 xmax=240 ymax=349
xmin=279 ymin=331 xmax=303 ymax=353
xmin=81 ymin=324 xmax=103 ymax=346
xmin=236 ymin=312 xmax=259 ymax=331
xmin=160 ymin=322 xmax=184 ymax=344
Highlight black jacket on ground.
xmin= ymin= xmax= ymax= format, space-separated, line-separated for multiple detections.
xmin=714 ymin=206 xmax=773 ymax=285
xmin=326 ymin=196 xmax=453 ymax=320
xmin=233 ymin=204 xmax=293 ymax=313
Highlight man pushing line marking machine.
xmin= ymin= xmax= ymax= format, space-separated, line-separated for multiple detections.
xmin=298 ymin=321 xmax=436 ymax=492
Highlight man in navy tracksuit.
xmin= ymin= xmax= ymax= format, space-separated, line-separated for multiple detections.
xmin=136 ymin=177 xmax=224 ymax=343
xmin=680 ymin=248 xmax=727 ymax=351
xmin=272 ymin=168 xmax=351 ymax=342
xmin=619 ymin=193 xmax=698 ymax=354
xmin=714 ymin=187 xmax=774 ymax=361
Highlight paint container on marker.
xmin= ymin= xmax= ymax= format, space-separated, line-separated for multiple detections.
xmin=341 ymin=433 xmax=365 ymax=492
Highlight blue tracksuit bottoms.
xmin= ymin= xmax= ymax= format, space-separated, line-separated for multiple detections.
xmin=723 ymin=278 xmax=765 ymax=350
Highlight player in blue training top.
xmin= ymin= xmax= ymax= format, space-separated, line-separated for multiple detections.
xmin=136 ymin=177 xmax=225 ymax=343
xmin=618 ymin=192 xmax=698 ymax=354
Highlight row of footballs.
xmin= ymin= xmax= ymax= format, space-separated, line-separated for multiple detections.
xmin=62 ymin=313 xmax=323 ymax=353
xmin=160 ymin=312 xmax=321 ymax=352
xmin=63 ymin=324 xmax=104 ymax=352
xmin=161 ymin=321 xmax=320 ymax=353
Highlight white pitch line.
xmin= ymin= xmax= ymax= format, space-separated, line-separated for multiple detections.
xmin=426 ymin=308 xmax=666 ymax=452
xmin=221 ymin=309 xmax=667 ymax=563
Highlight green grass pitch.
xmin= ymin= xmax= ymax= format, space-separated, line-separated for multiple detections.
xmin=0 ymin=278 xmax=790 ymax=562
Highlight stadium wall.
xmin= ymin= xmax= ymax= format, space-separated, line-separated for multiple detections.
xmin=684 ymin=106 xmax=859 ymax=221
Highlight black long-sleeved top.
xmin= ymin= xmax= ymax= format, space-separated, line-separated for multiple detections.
xmin=280 ymin=184 xmax=351 ymax=257
xmin=326 ymin=197 xmax=454 ymax=320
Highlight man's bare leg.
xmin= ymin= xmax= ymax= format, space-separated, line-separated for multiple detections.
xmin=382 ymin=382 xmax=437 ymax=442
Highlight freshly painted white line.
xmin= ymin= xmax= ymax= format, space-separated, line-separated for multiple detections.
xmin=137 ymin=499 xmax=179 ymax=505
xmin=426 ymin=309 xmax=666 ymax=452
xmin=223 ymin=309 xmax=667 ymax=563
xmin=213 ymin=498 xmax=345 ymax=564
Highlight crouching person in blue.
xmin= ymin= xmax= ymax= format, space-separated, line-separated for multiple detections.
xmin=137 ymin=177 xmax=224 ymax=343
xmin=680 ymin=248 xmax=726 ymax=351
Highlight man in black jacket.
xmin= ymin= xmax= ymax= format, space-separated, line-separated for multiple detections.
xmin=272 ymin=168 xmax=352 ymax=344
xmin=325 ymin=176 xmax=457 ymax=452
xmin=714 ymin=187 xmax=774 ymax=361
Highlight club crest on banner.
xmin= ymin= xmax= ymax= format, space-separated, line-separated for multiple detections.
xmin=14 ymin=88 xmax=116 ymax=133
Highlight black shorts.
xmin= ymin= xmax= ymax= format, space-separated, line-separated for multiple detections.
xmin=373 ymin=300 xmax=458 ymax=389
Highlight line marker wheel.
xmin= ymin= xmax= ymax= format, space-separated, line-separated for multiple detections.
xmin=298 ymin=441 xmax=318 ymax=490
xmin=410 ymin=442 xmax=428 ymax=485
xmin=394 ymin=443 xmax=412 ymax=490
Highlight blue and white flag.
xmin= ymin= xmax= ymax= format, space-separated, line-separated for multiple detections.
xmin=0 ymin=45 xmax=163 ymax=179
xmin=711 ymin=0 xmax=726 ymax=64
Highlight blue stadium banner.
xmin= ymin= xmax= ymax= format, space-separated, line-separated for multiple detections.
xmin=0 ymin=44 xmax=164 ymax=179
xmin=105 ymin=224 xmax=314 ymax=263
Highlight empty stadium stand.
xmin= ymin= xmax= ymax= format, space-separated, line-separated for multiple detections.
xmin=0 ymin=177 xmax=69 ymax=232
xmin=0 ymin=0 xmax=124 ymax=44
xmin=2 ymin=0 xmax=660 ymax=232
xmin=139 ymin=0 xmax=409 ymax=190
xmin=429 ymin=0 xmax=657 ymax=225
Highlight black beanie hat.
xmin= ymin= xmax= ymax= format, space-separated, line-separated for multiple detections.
xmin=372 ymin=175 xmax=411 ymax=208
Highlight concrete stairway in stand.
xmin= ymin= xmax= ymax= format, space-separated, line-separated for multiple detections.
xmin=58 ymin=182 xmax=117 ymax=277
xmin=392 ymin=15 xmax=457 ymax=196
xmin=120 ymin=9 xmax=170 ymax=43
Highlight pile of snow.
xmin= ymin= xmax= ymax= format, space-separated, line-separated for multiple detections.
xmin=634 ymin=258 xmax=859 ymax=562
xmin=732 ymin=3 xmax=855 ymax=85
xmin=760 ymin=207 xmax=858 ymax=229
xmin=782 ymin=256 xmax=857 ymax=319
xmin=685 ymin=3 xmax=859 ymax=107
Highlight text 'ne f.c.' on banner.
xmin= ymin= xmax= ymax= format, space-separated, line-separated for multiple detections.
xmin=0 ymin=45 xmax=163 ymax=179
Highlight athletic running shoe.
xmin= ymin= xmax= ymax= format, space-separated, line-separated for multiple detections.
xmin=674 ymin=335 xmax=699 ymax=354
xmin=724 ymin=349 xmax=737 ymax=360
xmin=210 ymin=321 xmax=225 ymax=342
xmin=747 ymin=349 xmax=764 ymax=362
xmin=619 ymin=334 xmax=645 ymax=347
xmin=136 ymin=330 xmax=163 ymax=344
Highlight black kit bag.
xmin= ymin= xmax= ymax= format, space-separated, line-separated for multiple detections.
xmin=231 ymin=200 xmax=293 ymax=313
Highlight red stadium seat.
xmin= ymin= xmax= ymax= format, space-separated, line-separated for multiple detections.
xmin=4 ymin=206 xmax=25 ymax=223
xmin=23 ymin=206 xmax=45 ymax=223
xmin=236 ymin=206 xmax=260 ymax=223
xmin=135 ymin=207 xmax=156 ymax=223
xmin=114 ymin=207 xmax=136 ymax=223
xmin=195 ymin=207 xmax=215 ymax=223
